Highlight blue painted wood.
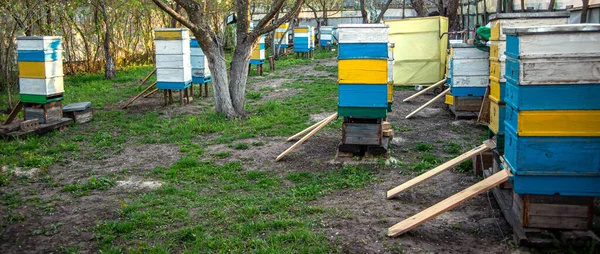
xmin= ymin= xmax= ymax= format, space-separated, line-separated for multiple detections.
xmin=192 ymin=76 xmax=211 ymax=84
xmin=17 ymin=50 xmax=61 ymax=62
xmin=511 ymin=174 xmax=600 ymax=196
xmin=320 ymin=40 xmax=333 ymax=46
xmin=504 ymin=56 xmax=519 ymax=82
xmin=258 ymin=44 xmax=265 ymax=50
xmin=450 ymin=87 xmax=486 ymax=96
xmin=494 ymin=103 xmax=506 ymax=135
xmin=279 ymin=44 xmax=288 ymax=48
xmin=504 ymin=124 xmax=600 ymax=177
xmin=295 ymin=38 xmax=309 ymax=44
xmin=506 ymin=78 xmax=600 ymax=110
xmin=504 ymin=35 xmax=519 ymax=59
xmin=338 ymin=84 xmax=388 ymax=108
xmin=190 ymin=39 xmax=200 ymax=47
xmin=504 ymin=103 xmax=519 ymax=133
xmin=337 ymin=43 xmax=388 ymax=60
xmin=249 ymin=60 xmax=264 ymax=65
xmin=156 ymin=81 xmax=192 ymax=90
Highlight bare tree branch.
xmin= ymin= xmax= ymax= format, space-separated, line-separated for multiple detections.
xmin=150 ymin=0 xmax=198 ymax=33
xmin=255 ymin=0 xmax=305 ymax=36
xmin=376 ymin=0 xmax=394 ymax=23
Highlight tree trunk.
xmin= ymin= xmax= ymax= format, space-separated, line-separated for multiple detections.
xmin=447 ymin=0 xmax=460 ymax=31
xmin=202 ymin=46 xmax=237 ymax=117
xmin=581 ymin=0 xmax=590 ymax=23
xmin=228 ymin=41 xmax=254 ymax=116
xmin=376 ymin=0 xmax=394 ymax=23
xmin=412 ymin=0 xmax=429 ymax=17
xmin=100 ymin=1 xmax=116 ymax=79
xmin=359 ymin=0 xmax=369 ymax=23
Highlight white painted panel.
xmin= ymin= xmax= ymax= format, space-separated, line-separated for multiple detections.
xmin=451 ymin=58 xmax=490 ymax=76
xmin=451 ymin=46 xmax=489 ymax=59
xmin=451 ymin=76 xmax=489 ymax=87
xmin=157 ymin=67 xmax=192 ymax=82
xmin=516 ymin=57 xmax=600 ymax=85
xmin=338 ymin=26 xmax=388 ymax=43
xmin=191 ymin=55 xmax=207 ymax=69
xmin=19 ymin=77 xmax=64 ymax=95
xmin=496 ymin=18 xmax=568 ymax=40
xmin=294 ymin=32 xmax=309 ymax=38
xmin=190 ymin=47 xmax=205 ymax=56
xmin=388 ymin=60 xmax=394 ymax=82
xmin=320 ymin=34 xmax=332 ymax=40
xmin=515 ymin=32 xmax=600 ymax=58
xmin=156 ymin=54 xmax=191 ymax=68
xmin=17 ymin=36 xmax=63 ymax=50
xmin=155 ymin=40 xmax=191 ymax=55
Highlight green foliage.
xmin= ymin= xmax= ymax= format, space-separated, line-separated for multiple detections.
xmin=455 ymin=160 xmax=473 ymax=173
xmin=232 ymin=143 xmax=249 ymax=150
xmin=414 ymin=142 xmax=433 ymax=152
xmin=63 ymin=177 xmax=116 ymax=197
xmin=247 ymin=91 xmax=262 ymax=100
xmin=443 ymin=142 xmax=462 ymax=155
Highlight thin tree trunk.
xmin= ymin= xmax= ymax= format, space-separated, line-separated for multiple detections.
xmin=376 ymin=0 xmax=394 ymax=23
xmin=100 ymin=1 xmax=116 ymax=79
xmin=497 ymin=0 xmax=502 ymax=13
xmin=521 ymin=0 xmax=525 ymax=12
xmin=359 ymin=0 xmax=369 ymax=23
xmin=548 ymin=0 xmax=556 ymax=10
xmin=228 ymin=41 xmax=254 ymax=116
xmin=402 ymin=0 xmax=406 ymax=18
xmin=412 ymin=0 xmax=429 ymax=17
xmin=169 ymin=4 xmax=182 ymax=28
xmin=581 ymin=0 xmax=589 ymax=23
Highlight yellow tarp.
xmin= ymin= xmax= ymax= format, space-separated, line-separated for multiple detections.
xmin=385 ymin=16 xmax=448 ymax=86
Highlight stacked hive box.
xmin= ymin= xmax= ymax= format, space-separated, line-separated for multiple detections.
xmin=154 ymin=28 xmax=192 ymax=90
xmin=309 ymin=26 xmax=315 ymax=51
xmin=444 ymin=43 xmax=489 ymax=116
xmin=487 ymin=12 xmax=568 ymax=153
xmin=320 ymin=26 xmax=334 ymax=47
xmin=387 ymin=43 xmax=395 ymax=112
xmin=294 ymin=26 xmax=310 ymax=53
xmin=250 ymin=33 xmax=266 ymax=65
xmin=17 ymin=36 xmax=64 ymax=124
xmin=274 ymin=23 xmax=289 ymax=49
xmin=501 ymin=24 xmax=600 ymax=198
xmin=337 ymin=24 xmax=390 ymax=154
xmin=190 ymin=38 xmax=211 ymax=84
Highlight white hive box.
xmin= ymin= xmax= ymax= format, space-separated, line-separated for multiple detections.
xmin=17 ymin=36 xmax=63 ymax=51
xmin=338 ymin=24 xmax=389 ymax=43
xmin=19 ymin=77 xmax=64 ymax=96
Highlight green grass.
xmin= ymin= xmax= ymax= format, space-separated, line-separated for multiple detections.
xmin=414 ymin=142 xmax=433 ymax=152
xmin=443 ymin=142 xmax=462 ymax=155
xmin=94 ymin=161 xmax=375 ymax=252
xmin=0 ymin=48 xmax=361 ymax=252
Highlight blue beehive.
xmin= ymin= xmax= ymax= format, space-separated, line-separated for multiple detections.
xmin=501 ymin=24 xmax=600 ymax=196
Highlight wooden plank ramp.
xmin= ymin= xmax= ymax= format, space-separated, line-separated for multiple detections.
xmin=276 ymin=113 xmax=337 ymax=161
xmin=402 ymin=78 xmax=446 ymax=102
xmin=4 ymin=101 xmax=24 ymax=125
xmin=388 ymin=169 xmax=509 ymax=237
xmin=405 ymin=88 xmax=450 ymax=119
xmin=387 ymin=139 xmax=496 ymax=199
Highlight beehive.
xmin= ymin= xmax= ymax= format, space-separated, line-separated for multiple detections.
xmin=274 ymin=23 xmax=289 ymax=48
xmin=387 ymin=43 xmax=395 ymax=111
xmin=319 ymin=26 xmax=334 ymax=47
xmin=294 ymin=26 xmax=310 ymax=53
xmin=190 ymin=38 xmax=211 ymax=84
xmin=250 ymin=33 xmax=265 ymax=65
xmin=337 ymin=24 xmax=389 ymax=119
xmin=309 ymin=26 xmax=315 ymax=50
xmin=154 ymin=28 xmax=192 ymax=90
xmin=501 ymin=24 xmax=600 ymax=197
xmin=17 ymin=36 xmax=64 ymax=103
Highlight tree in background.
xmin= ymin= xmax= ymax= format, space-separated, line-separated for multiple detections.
xmin=151 ymin=0 xmax=305 ymax=118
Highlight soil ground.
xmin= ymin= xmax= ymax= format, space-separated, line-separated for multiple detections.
xmin=0 ymin=57 xmax=597 ymax=254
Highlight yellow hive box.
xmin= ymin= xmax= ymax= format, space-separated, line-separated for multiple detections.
xmin=338 ymin=59 xmax=388 ymax=84
xmin=155 ymin=29 xmax=189 ymax=40
xmin=445 ymin=93 xmax=454 ymax=105
xmin=490 ymin=20 xmax=501 ymax=41
xmin=511 ymin=110 xmax=600 ymax=137
xmin=489 ymin=41 xmax=506 ymax=60
xmin=19 ymin=61 xmax=63 ymax=79
xmin=489 ymin=60 xmax=503 ymax=80
xmin=489 ymin=77 xmax=502 ymax=103
xmin=489 ymin=100 xmax=505 ymax=134
xmin=294 ymin=28 xmax=308 ymax=33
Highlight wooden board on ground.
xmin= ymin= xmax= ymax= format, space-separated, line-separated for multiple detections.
xmin=1 ymin=118 xmax=72 ymax=138
xmin=276 ymin=113 xmax=337 ymax=161
xmin=405 ymin=88 xmax=450 ymax=119
xmin=388 ymin=169 xmax=509 ymax=237
xmin=387 ymin=139 xmax=496 ymax=199
xmin=402 ymin=78 xmax=446 ymax=102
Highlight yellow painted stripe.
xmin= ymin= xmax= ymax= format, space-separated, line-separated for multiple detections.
xmin=488 ymin=101 xmax=504 ymax=134
xmin=490 ymin=43 xmax=499 ymax=59
xmin=294 ymin=28 xmax=308 ymax=33
xmin=388 ymin=82 xmax=394 ymax=102
xmin=489 ymin=78 xmax=501 ymax=103
xmin=279 ymin=23 xmax=289 ymax=29
xmin=338 ymin=59 xmax=388 ymax=84
xmin=444 ymin=94 xmax=454 ymax=105
xmin=19 ymin=62 xmax=46 ymax=78
xmin=449 ymin=48 xmax=454 ymax=59
xmin=517 ymin=110 xmax=600 ymax=136
xmin=490 ymin=20 xmax=500 ymax=41
xmin=275 ymin=32 xmax=286 ymax=38
xmin=489 ymin=60 xmax=502 ymax=80
xmin=155 ymin=31 xmax=185 ymax=40
xmin=251 ymin=48 xmax=262 ymax=60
